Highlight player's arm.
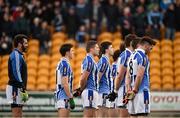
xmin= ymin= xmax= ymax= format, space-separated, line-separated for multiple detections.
xmin=125 ymin=67 xmax=131 ymax=91
xmin=115 ymin=64 xmax=126 ymax=92
xmin=98 ymin=59 xmax=107 ymax=82
xmin=80 ymin=59 xmax=92 ymax=91
xmin=115 ymin=53 xmax=127 ymax=92
xmin=62 ymin=76 xmax=73 ymax=98
xmin=133 ymin=65 xmax=145 ymax=92
xmin=80 ymin=70 xmax=90 ymax=91
xmin=133 ymin=56 xmax=146 ymax=92
xmin=73 ymin=70 xmax=90 ymax=97
xmin=61 ymin=64 xmax=72 ymax=98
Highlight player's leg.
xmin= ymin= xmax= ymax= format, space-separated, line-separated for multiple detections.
xmin=108 ymin=108 xmax=117 ymax=117
xmin=11 ymin=104 xmax=23 ymax=117
xmin=82 ymin=89 xmax=98 ymax=117
xmin=97 ymin=93 xmax=109 ymax=117
xmin=56 ymin=99 xmax=70 ymax=117
xmin=134 ymin=91 xmax=150 ymax=117
xmin=58 ymin=108 xmax=70 ymax=117
xmin=6 ymin=85 xmax=23 ymax=117
xmin=116 ymin=86 xmax=129 ymax=117
xmin=98 ymin=106 xmax=109 ymax=117
xmin=83 ymin=108 xmax=96 ymax=117
xmin=107 ymin=99 xmax=117 ymax=117
xmin=119 ymin=107 xmax=129 ymax=117
xmin=128 ymin=101 xmax=136 ymax=118
xmin=95 ymin=109 xmax=98 ymax=117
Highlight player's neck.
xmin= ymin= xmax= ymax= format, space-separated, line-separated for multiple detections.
xmin=127 ymin=46 xmax=133 ymax=52
xmin=104 ymin=53 xmax=110 ymax=59
xmin=15 ymin=47 xmax=23 ymax=53
xmin=63 ymin=55 xmax=70 ymax=61
xmin=88 ymin=52 xmax=95 ymax=58
xmin=138 ymin=46 xmax=145 ymax=51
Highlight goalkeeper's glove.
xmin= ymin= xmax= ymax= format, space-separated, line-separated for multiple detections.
xmin=107 ymin=91 xmax=118 ymax=102
xmin=20 ymin=89 xmax=29 ymax=102
xmin=69 ymin=98 xmax=75 ymax=109
xmin=73 ymin=88 xmax=82 ymax=97
xmin=126 ymin=90 xmax=137 ymax=100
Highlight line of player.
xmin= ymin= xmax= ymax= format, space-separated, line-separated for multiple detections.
xmin=55 ymin=34 xmax=156 ymax=117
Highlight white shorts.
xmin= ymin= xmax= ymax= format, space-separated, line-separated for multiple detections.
xmin=6 ymin=85 xmax=24 ymax=105
xmin=116 ymin=86 xmax=126 ymax=108
xmin=81 ymin=89 xmax=98 ymax=109
xmin=109 ymin=99 xmax=116 ymax=108
xmin=127 ymin=90 xmax=150 ymax=115
xmin=55 ymin=99 xmax=70 ymax=109
xmin=98 ymin=93 xmax=111 ymax=108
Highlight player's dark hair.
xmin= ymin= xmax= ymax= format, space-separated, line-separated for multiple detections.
xmin=119 ymin=43 xmax=125 ymax=53
xmin=100 ymin=41 xmax=112 ymax=54
xmin=139 ymin=36 xmax=156 ymax=46
xmin=113 ymin=49 xmax=120 ymax=61
xmin=131 ymin=37 xmax=141 ymax=50
xmin=86 ymin=40 xmax=97 ymax=52
xmin=13 ymin=34 xmax=28 ymax=48
xmin=124 ymin=34 xmax=137 ymax=47
xmin=60 ymin=43 xmax=73 ymax=56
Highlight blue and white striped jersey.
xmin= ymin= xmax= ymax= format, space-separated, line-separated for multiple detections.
xmin=81 ymin=54 xmax=98 ymax=91
xmin=97 ymin=55 xmax=111 ymax=94
xmin=128 ymin=48 xmax=150 ymax=92
xmin=117 ymin=48 xmax=132 ymax=86
xmin=55 ymin=57 xmax=73 ymax=100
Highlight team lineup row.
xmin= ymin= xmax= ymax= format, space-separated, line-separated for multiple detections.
xmin=5 ymin=34 xmax=156 ymax=117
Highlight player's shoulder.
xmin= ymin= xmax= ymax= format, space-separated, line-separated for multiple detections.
xmin=120 ymin=49 xmax=131 ymax=59
xmin=9 ymin=49 xmax=22 ymax=59
xmin=125 ymin=48 xmax=132 ymax=54
xmin=135 ymin=50 xmax=146 ymax=59
xmin=82 ymin=55 xmax=93 ymax=64
xmin=112 ymin=62 xmax=117 ymax=68
xmin=60 ymin=60 xmax=69 ymax=67
xmin=119 ymin=50 xmax=125 ymax=59
xmin=100 ymin=56 xmax=107 ymax=63
xmin=86 ymin=55 xmax=93 ymax=62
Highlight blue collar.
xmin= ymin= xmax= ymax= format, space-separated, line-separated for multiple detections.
xmin=125 ymin=48 xmax=132 ymax=53
xmin=87 ymin=53 xmax=96 ymax=63
xmin=102 ymin=54 xmax=110 ymax=63
xmin=87 ymin=53 xmax=93 ymax=59
xmin=14 ymin=48 xmax=23 ymax=55
xmin=136 ymin=48 xmax=146 ymax=54
xmin=61 ymin=57 xmax=70 ymax=64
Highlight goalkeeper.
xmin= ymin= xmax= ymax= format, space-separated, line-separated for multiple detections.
xmin=6 ymin=34 xmax=29 ymax=118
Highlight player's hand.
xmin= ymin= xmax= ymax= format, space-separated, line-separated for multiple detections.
xmin=20 ymin=89 xmax=29 ymax=102
xmin=12 ymin=91 xmax=17 ymax=102
xmin=73 ymin=88 xmax=82 ymax=97
xmin=123 ymin=97 xmax=129 ymax=105
xmin=122 ymin=93 xmax=129 ymax=105
xmin=69 ymin=98 xmax=75 ymax=109
xmin=126 ymin=90 xmax=137 ymax=100
xmin=107 ymin=91 xmax=118 ymax=102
